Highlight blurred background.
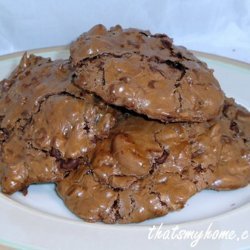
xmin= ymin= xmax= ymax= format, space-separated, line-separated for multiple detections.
xmin=0 ymin=0 xmax=249 ymax=62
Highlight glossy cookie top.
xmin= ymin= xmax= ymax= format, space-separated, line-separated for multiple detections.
xmin=57 ymin=99 xmax=250 ymax=224
xmin=71 ymin=24 xmax=225 ymax=122
xmin=57 ymin=114 xmax=222 ymax=224
xmin=211 ymin=98 xmax=250 ymax=190
xmin=0 ymin=54 xmax=117 ymax=194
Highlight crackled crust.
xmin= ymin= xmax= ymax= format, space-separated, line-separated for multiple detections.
xmin=0 ymin=54 xmax=80 ymax=130
xmin=57 ymin=99 xmax=250 ymax=224
xmin=57 ymin=115 xmax=222 ymax=223
xmin=0 ymin=54 xmax=117 ymax=194
xmin=0 ymin=25 xmax=249 ymax=226
xmin=57 ymin=168 xmax=197 ymax=224
xmin=89 ymin=116 xmax=222 ymax=191
xmin=211 ymin=98 xmax=250 ymax=190
xmin=71 ymin=24 xmax=225 ymax=122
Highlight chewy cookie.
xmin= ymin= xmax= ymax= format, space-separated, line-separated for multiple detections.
xmin=57 ymin=115 xmax=222 ymax=223
xmin=57 ymin=100 xmax=250 ymax=223
xmin=211 ymin=99 xmax=250 ymax=190
xmin=71 ymin=24 xmax=224 ymax=122
xmin=0 ymin=25 xmax=249 ymax=225
xmin=0 ymin=54 xmax=117 ymax=194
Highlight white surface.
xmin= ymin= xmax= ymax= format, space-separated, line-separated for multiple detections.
xmin=0 ymin=48 xmax=249 ymax=250
xmin=9 ymin=183 xmax=250 ymax=226
xmin=0 ymin=0 xmax=250 ymax=62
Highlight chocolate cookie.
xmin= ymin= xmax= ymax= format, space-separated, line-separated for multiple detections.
xmin=211 ymin=99 xmax=250 ymax=190
xmin=0 ymin=54 xmax=117 ymax=194
xmin=57 ymin=115 xmax=222 ymax=223
xmin=71 ymin=24 xmax=224 ymax=122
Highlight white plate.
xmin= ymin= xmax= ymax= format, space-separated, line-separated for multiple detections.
xmin=0 ymin=47 xmax=249 ymax=250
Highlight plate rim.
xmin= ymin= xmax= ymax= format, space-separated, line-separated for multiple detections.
xmin=0 ymin=46 xmax=249 ymax=231
xmin=0 ymin=45 xmax=249 ymax=70
xmin=1 ymin=188 xmax=250 ymax=230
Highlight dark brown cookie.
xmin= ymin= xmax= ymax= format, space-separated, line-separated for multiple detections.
xmin=57 ymin=99 xmax=250 ymax=223
xmin=1 ymin=135 xmax=62 ymax=194
xmin=57 ymin=169 xmax=197 ymax=224
xmin=71 ymin=24 xmax=224 ymax=122
xmin=0 ymin=53 xmax=80 ymax=130
xmin=210 ymin=99 xmax=250 ymax=190
xmin=0 ymin=54 xmax=117 ymax=194
xmin=57 ymin=115 xmax=222 ymax=223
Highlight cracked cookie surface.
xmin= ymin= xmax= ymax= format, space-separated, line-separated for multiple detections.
xmin=71 ymin=24 xmax=224 ymax=122
xmin=57 ymin=114 xmax=222 ymax=223
xmin=0 ymin=54 xmax=117 ymax=194
xmin=211 ymin=99 xmax=250 ymax=190
xmin=57 ymin=100 xmax=250 ymax=223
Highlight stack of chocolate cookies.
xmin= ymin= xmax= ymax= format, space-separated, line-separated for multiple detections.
xmin=0 ymin=25 xmax=250 ymax=224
